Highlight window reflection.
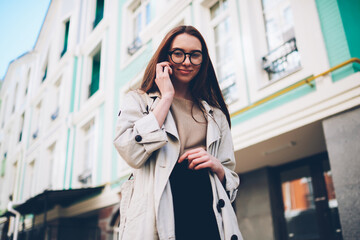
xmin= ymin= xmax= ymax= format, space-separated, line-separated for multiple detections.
xmin=281 ymin=166 xmax=320 ymax=240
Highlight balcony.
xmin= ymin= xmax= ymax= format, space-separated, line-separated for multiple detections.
xmin=127 ymin=37 xmax=142 ymax=56
xmin=262 ymin=38 xmax=301 ymax=81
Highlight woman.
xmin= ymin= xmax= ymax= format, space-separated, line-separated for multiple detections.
xmin=114 ymin=25 xmax=242 ymax=240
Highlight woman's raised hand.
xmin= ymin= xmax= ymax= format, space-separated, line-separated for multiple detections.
xmin=152 ymin=62 xmax=175 ymax=127
xmin=178 ymin=147 xmax=225 ymax=183
xmin=155 ymin=62 xmax=175 ymax=99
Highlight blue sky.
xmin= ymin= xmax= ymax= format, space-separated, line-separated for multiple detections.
xmin=0 ymin=0 xmax=51 ymax=80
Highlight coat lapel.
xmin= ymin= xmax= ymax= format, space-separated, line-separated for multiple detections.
xmin=148 ymin=92 xmax=179 ymax=141
xmin=164 ymin=111 xmax=179 ymax=140
xmin=202 ymin=101 xmax=221 ymax=150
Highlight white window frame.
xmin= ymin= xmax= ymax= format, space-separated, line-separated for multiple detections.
xmin=122 ymin=0 xmax=152 ymax=58
xmin=60 ymin=17 xmax=71 ymax=58
xmin=1 ymin=96 xmax=8 ymax=128
xmin=80 ymin=41 xmax=103 ymax=109
xmin=18 ymin=113 xmax=25 ymax=143
xmin=51 ymin=77 xmax=62 ymax=122
xmin=130 ymin=0 xmax=152 ymax=40
xmin=42 ymin=142 xmax=57 ymax=190
xmin=23 ymin=159 xmax=35 ymax=200
xmin=75 ymin=114 xmax=98 ymax=188
xmin=208 ymin=0 xmax=242 ymax=106
xmin=83 ymin=120 xmax=95 ymax=172
xmin=10 ymin=160 xmax=18 ymax=199
xmin=12 ymin=83 xmax=19 ymax=114
xmin=261 ymin=0 xmax=301 ymax=82
xmin=31 ymin=100 xmax=42 ymax=143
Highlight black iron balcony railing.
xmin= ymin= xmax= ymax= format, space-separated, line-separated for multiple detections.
xmin=127 ymin=37 xmax=142 ymax=56
xmin=262 ymin=38 xmax=301 ymax=80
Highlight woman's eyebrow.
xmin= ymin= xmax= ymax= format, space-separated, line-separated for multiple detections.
xmin=170 ymin=47 xmax=202 ymax=52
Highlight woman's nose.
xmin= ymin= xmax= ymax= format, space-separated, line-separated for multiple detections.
xmin=183 ymin=55 xmax=191 ymax=65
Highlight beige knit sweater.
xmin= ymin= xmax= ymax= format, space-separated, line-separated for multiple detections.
xmin=170 ymin=97 xmax=207 ymax=156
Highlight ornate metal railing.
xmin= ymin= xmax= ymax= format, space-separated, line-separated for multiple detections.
xmin=262 ymin=38 xmax=301 ymax=80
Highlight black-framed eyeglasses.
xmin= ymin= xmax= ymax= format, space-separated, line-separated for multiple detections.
xmin=168 ymin=49 xmax=203 ymax=65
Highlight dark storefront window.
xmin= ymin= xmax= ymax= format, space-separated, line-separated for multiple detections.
xmin=275 ymin=153 xmax=343 ymax=240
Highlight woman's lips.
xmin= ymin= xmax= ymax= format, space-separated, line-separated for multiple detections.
xmin=178 ymin=69 xmax=192 ymax=74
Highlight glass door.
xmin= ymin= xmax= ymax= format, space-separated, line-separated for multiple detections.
xmin=279 ymin=155 xmax=343 ymax=240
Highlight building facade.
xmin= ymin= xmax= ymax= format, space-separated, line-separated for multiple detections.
xmin=0 ymin=0 xmax=359 ymax=239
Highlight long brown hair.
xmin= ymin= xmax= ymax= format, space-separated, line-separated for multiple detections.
xmin=140 ymin=25 xmax=231 ymax=127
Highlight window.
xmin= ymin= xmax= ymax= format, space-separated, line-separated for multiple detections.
xmin=42 ymin=64 xmax=48 ymax=82
xmin=127 ymin=0 xmax=151 ymax=55
xmin=1 ymin=97 xmax=8 ymax=128
xmin=133 ymin=0 xmax=151 ymax=39
xmin=46 ymin=143 xmax=56 ymax=189
xmin=277 ymin=157 xmax=343 ymax=239
xmin=11 ymin=161 xmax=18 ymax=197
xmin=261 ymin=0 xmax=301 ymax=81
xmin=32 ymin=101 xmax=41 ymax=140
xmin=210 ymin=0 xmax=239 ymax=104
xmin=93 ymin=0 xmax=104 ymax=28
xmin=78 ymin=120 xmax=95 ymax=186
xmin=25 ymin=69 xmax=30 ymax=96
xmin=89 ymin=48 xmax=101 ymax=98
xmin=12 ymin=83 xmax=18 ymax=113
xmin=60 ymin=20 xmax=70 ymax=57
xmin=0 ymin=152 xmax=6 ymax=177
xmin=24 ymin=160 xmax=35 ymax=199
xmin=19 ymin=113 xmax=24 ymax=142
xmin=51 ymin=79 xmax=61 ymax=121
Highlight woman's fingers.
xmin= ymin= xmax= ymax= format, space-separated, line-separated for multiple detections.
xmin=178 ymin=148 xmax=203 ymax=163
xmin=155 ymin=62 xmax=174 ymax=97
xmin=156 ymin=62 xmax=172 ymax=74
xmin=179 ymin=148 xmax=225 ymax=182
xmin=188 ymin=155 xmax=210 ymax=169
xmin=194 ymin=161 xmax=212 ymax=170
xmin=187 ymin=151 xmax=205 ymax=161
xmin=178 ymin=152 xmax=189 ymax=163
xmin=179 ymin=148 xmax=214 ymax=170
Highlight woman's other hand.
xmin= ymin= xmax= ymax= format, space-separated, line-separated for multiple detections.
xmin=178 ymin=148 xmax=225 ymax=183
xmin=155 ymin=62 xmax=175 ymax=99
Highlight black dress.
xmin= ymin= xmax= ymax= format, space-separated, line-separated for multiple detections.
xmin=170 ymin=159 xmax=221 ymax=240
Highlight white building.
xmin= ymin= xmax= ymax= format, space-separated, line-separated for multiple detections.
xmin=1 ymin=0 xmax=359 ymax=239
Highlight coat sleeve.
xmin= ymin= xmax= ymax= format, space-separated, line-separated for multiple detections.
xmin=217 ymin=110 xmax=240 ymax=203
xmin=113 ymin=91 xmax=168 ymax=169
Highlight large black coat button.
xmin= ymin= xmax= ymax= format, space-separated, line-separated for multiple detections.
xmin=135 ymin=135 xmax=142 ymax=142
xmin=217 ymin=199 xmax=225 ymax=213
xmin=231 ymin=235 xmax=238 ymax=240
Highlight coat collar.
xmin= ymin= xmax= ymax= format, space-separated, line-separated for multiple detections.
xmin=202 ymin=101 xmax=221 ymax=149
xmin=148 ymin=92 xmax=179 ymax=140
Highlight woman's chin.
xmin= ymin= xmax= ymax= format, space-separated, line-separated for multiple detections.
xmin=173 ymin=74 xmax=194 ymax=84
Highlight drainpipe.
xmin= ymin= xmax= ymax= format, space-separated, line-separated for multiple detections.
xmin=7 ymin=199 xmax=20 ymax=240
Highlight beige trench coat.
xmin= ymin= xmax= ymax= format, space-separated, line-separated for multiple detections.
xmin=114 ymin=90 xmax=243 ymax=240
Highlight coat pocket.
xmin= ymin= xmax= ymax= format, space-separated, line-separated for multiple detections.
xmin=127 ymin=194 xmax=147 ymax=221
xmin=122 ymin=194 xmax=147 ymax=239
